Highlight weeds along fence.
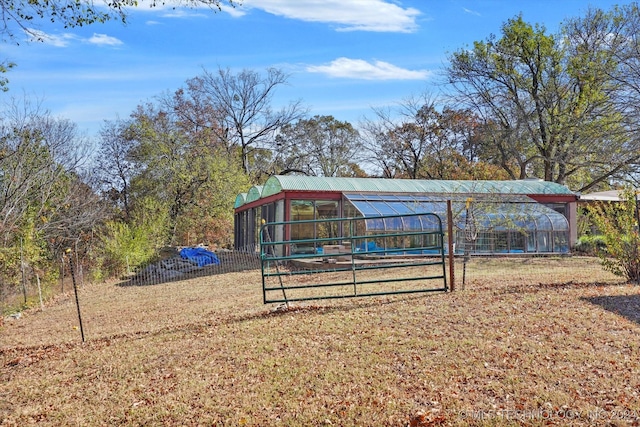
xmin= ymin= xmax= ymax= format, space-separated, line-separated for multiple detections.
xmin=0 ymin=254 xmax=85 ymax=315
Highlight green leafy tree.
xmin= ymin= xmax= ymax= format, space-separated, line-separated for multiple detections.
xmin=0 ymin=61 xmax=15 ymax=92
xmin=103 ymin=87 xmax=251 ymax=252
xmin=587 ymin=187 xmax=640 ymax=283
xmin=446 ymin=14 xmax=639 ymax=191
xmin=97 ymin=197 xmax=169 ymax=278
xmin=174 ymin=153 xmax=248 ymax=247
xmin=126 ymin=103 xmax=212 ymax=245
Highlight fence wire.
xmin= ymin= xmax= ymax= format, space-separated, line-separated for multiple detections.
xmin=454 ymin=254 xmax=622 ymax=291
xmin=1 ymin=249 xmax=262 ymax=315
xmin=0 ymin=246 xmax=626 ymax=316
xmin=121 ymin=249 xmax=261 ymax=286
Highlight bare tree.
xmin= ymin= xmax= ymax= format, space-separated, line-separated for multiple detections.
xmin=274 ymin=115 xmax=364 ymax=177
xmin=185 ymin=67 xmax=307 ymax=178
xmin=361 ymin=94 xmax=446 ymax=179
xmin=94 ymin=119 xmax=136 ymax=219
xmin=0 ymin=98 xmax=92 ymax=238
xmin=0 ymin=97 xmax=107 ymax=300
xmin=566 ymin=4 xmax=640 ymax=189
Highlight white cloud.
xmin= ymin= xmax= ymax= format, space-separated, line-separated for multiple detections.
xmin=25 ymin=29 xmax=76 ymax=47
xmin=221 ymin=3 xmax=247 ymax=18
xmin=307 ymin=57 xmax=430 ymax=80
xmin=124 ymin=0 xmax=418 ymax=31
xmin=24 ymin=29 xmax=123 ymax=47
xmin=160 ymin=9 xmax=208 ymax=18
xmin=463 ymin=8 xmax=481 ymax=16
xmin=132 ymin=0 xmax=240 ymax=17
xmin=88 ymin=33 xmax=124 ymax=46
xmin=242 ymin=0 xmax=420 ymax=32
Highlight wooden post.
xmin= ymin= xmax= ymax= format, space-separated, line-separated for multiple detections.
xmin=20 ymin=238 xmax=27 ymax=304
xmin=447 ymin=200 xmax=455 ymax=292
xmin=60 ymin=256 xmax=65 ymax=293
xmin=36 ymin=274 xmax=43 ymax=308
xmin=635 ymin=190 xmax=640 ymax=285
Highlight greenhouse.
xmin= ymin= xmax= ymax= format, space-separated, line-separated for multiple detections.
xmin=234 ymin=175 xmax=578 ymax=255
xmin=342 ymin=193 xmax=570 ymax=254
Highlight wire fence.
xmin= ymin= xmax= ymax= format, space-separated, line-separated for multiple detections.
xmin=453 ymin=254 xmax=622 ymax=290
xmin=0 ymin=249 xmax=262 ymax=315
xmin=119 ymin=249 xmax=261 ymax=286
xmin=114 ymin=249 xmax=621 ymax=292
xmin=0 ymin=258 xmax=84 ymax=316
xmin=0 ymin=246 xmax=625 ymax=316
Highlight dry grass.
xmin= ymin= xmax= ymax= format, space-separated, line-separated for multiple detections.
xmin=2 ymin=256 xmax=640 ymax=426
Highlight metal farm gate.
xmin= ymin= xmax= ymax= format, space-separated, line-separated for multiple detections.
xmin=260 ymin=212 xmax=448 ymax=304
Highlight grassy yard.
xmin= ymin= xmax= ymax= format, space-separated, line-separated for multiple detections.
xmin=1 ymin=256 xmax=640 ymax=426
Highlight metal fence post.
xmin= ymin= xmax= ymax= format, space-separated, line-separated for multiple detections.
xmin=447 ymin=200 xmax=455 ymax=292
xmin=67 ymin=248 xmax=85 ymax=343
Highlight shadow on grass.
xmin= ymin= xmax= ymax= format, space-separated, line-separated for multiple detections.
xmin=582 ymin=293 xmax=640 ymax=325
xmin=1 ymin=295 xmax=429 ymax=367
xmin=494 ymin=280 xmax=625 ymax=295
xmin=227 ymin=292 xmax=434 ymax=324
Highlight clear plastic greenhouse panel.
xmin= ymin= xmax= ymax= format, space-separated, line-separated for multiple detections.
xmin=342 ymin=193 xmax=569 ymax=255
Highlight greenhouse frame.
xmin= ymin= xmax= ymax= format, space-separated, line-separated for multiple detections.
xmin=234 ymin=175 xmax=578 ymax=256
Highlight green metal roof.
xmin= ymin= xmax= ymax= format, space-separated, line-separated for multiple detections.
xmin=260 ymin=175 xmax=575 ymax=199
xmin=234 ymin=193 xmax=247 ymax=209
xmin=245 ymin=186 xmax=264 ymax=204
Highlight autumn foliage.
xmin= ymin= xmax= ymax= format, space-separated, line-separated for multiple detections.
xmin=586 ymin=187 xmax=640 ymax=283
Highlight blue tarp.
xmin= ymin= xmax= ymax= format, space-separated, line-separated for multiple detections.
xmin=179 ymin=247 xmax=220 ymax=267
xmin=357 ymin=241 xmax=381 ymax=252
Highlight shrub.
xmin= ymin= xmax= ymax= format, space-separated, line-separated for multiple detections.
xmin=97 ymin=221 xmax=157 ymax=277
xmin=573 ymin=234 xmax=607 ymax=255
xmin=586 ymin=187 xmax=640 ymax=283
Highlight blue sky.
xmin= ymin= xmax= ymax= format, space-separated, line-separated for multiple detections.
xmin=2 ymin=0 xmax=624 ymax=138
